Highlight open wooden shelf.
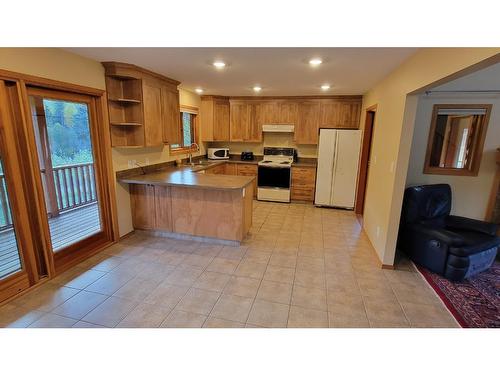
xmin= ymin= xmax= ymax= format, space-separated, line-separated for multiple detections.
xmin=108 ymin=98 xmax=142 ymax=104
xmin=110 ymin=122 xmax=143 ymax=127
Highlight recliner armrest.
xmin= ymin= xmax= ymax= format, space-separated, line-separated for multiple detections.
xmin=446 ymin=215 xmax=498 ymax=236
xmin=412 ymin=224 xmax=465 ymax=247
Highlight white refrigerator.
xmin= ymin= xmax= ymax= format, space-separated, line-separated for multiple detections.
xmin=314 ymin=129 xmax=362 ymax=209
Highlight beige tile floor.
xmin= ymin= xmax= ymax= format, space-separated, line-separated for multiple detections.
xmin=0 ymin=201 xmax=459 ymax=328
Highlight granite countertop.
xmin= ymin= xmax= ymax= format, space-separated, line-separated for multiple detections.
xmin=119 ymin=163 xmax=255 ymax=190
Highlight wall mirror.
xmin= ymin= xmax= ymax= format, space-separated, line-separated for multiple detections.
xmin=424 ymin=104 xmax=492 ymax=176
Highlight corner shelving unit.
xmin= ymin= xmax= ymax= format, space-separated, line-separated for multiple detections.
xmin=106 ymin=75 xmax=145 ymax=147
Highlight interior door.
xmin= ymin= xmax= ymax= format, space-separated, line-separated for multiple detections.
xmin=331 ymin=130 xmax=362 ymax=208
xmin=27 ymin=88 xmax=111 ymax=269
xmin=314 ymin=129 xmax=336 ymax=205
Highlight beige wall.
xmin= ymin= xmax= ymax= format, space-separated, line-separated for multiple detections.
xmin=360 ymin=48 xmax=500 ymax=265
xmin=0 ymin=47 xmax=202 ymax=237
xmin=406 ymin=66 xmax=500 ymax=220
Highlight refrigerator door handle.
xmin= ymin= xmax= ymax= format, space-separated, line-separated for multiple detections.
xmin=329 ymin=131 xmax=338 ymax=205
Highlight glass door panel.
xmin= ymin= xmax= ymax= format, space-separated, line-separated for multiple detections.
xmin=0 ymin=158 xmax=23 ymax=280
xmin=29 ymin=94 xmax=102 ymax=253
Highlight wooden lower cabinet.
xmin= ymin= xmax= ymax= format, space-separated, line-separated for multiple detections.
xmin=130 ymin=184 xmax=156 ymax=229
xmin=224 ymin=163 xmax=237 ymax=175
xmin=130 ymin=184 xmax=172 ymax=230
xmin=205 ymin=164 xmax=226 ymax=175
xmin=129 ymin=182 xmax=252 ymax=241
xmin=291 ymin=166 xmax=316 ymax=202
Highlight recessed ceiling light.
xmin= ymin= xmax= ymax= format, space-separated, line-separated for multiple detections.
xmin=321 ymin=84 xmax=331 ymax=91
xmin=253 ymin=86 xmax=262 ymax=93
xmin=309 ymin=58 xmax=322 ymax=66
xmin=195 ymin=88 xmax=204 ymax=94
xmin=213 ymin=61 xmax=226 ymax=68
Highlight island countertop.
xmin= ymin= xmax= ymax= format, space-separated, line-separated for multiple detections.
xmin=119 ymin=164 xmax=255 ymax=190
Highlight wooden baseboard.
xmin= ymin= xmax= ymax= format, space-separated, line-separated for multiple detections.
xmin=119 ymin=230 xmax=136 ymax=241
xmin=381 ymin=264 xmax=395 ymax=270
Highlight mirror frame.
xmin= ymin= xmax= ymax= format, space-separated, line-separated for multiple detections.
xmin=423 ymin=103 xmax=492 ymax=176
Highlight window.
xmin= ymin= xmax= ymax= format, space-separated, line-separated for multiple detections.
xmin=170 ymin=106 xmax=198 ymax=152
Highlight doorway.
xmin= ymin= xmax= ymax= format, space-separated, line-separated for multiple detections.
xmin=355 ymin=105 xmax=376 ymax=215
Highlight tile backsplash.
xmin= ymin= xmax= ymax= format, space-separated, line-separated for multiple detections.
xmin=209 ymin=132 xmax=318 ymax=158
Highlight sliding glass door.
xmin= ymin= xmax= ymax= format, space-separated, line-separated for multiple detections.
xmin=27 ymin=88 xmax=109 ymax=262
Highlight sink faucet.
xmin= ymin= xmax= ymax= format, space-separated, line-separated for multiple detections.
xmin=188 ymin=142 xmax=200 ymax=164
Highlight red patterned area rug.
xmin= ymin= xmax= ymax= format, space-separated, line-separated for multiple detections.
xmin=415 ymin=262 xmax=500 ymax=328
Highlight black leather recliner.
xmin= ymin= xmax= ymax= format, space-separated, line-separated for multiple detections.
xmin=398 ymin=184 xmax=499 ymax=281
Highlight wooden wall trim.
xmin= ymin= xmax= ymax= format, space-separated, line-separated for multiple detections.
xmin=0 ymin=68 xmax=104 ymax=96
xmin=228 ymin=95 xmax=363 ymax=101
xmin=102 ymin=61 xmax=180 ymax=86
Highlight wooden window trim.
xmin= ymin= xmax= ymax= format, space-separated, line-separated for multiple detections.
xmin=170 ymin=106 xmax=200 ymax=155
xmin=423 ymin=104 xmax=492 ymax=177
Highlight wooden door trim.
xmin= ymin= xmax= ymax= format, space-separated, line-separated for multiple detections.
xmin=23 ymin=86 xmax=118 ymax=272
xmin=355 ymin=105 xmax=377 ymax=215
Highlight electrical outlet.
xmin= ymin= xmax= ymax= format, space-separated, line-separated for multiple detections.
xmin=145 ymin=158 xmax=150 ymax=165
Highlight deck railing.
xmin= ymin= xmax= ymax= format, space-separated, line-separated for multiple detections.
xmin=52 ymin=162 xmax=97 ymax=213
xmin=0 ymin=162 xmax=97 ymax=231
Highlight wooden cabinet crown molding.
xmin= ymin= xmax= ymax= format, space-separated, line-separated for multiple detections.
xmin=228 ymin=95 xmax=362 ymax=101
xmin=102 ymin=61 xmax=180 ymax=87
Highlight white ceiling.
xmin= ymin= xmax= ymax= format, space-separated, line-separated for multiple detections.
xmin=66 ymin=48 xmax=417 ymax=96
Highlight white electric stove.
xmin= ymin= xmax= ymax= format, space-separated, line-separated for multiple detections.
xmin=257 ymin=147 xmax=295 ymax=202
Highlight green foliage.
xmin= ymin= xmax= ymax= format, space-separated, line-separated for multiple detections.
xmin=43 ymin=99 xmax=94 ymax=166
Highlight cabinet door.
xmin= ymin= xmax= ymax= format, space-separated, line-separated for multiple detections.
xmin=295 ymin=101 xmax=320 ymax=144
xmin=154 ymin=186 xmax=172 ymax=231
xmin=319 ymin=100 xmax=341 ymax=128
xmin=213 ymin=100 xmax=230 ymax=141
xmin=261 ymin=101 xmax=280 ymax=124
xmin=279 ymin=102 xmax=298 ymax=124
xmin=246 ymin=102 xmax=262 ymax=142
xmin=130 ymin=184 xmax=156 ymax=229
xmin=142 ymin=83 xmax=163 ymax=147
xmin=340 ymin=101 xmax=361 ymax=128
xmin=161 ymin=87 xmax=182 ymax=144
xmin=224 ymin=163 xmax=237 ymax=175
xmin=230 ymin=102 xmax=248 ymax=141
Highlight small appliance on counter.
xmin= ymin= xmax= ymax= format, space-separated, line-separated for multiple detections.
xmin=207 ymin=147 xmax=229 ymax=160
xmin=240 ymin=151 xmax=254 ymax=161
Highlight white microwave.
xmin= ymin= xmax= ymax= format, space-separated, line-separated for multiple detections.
xmin=207 ymin=148 xmax=230 ymax=159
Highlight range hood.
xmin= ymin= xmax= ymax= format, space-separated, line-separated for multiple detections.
xmin=262 ymin=124 xmax=295 ymax=133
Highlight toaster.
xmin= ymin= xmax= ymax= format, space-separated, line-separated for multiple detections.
xmin=241 ymin=151 xmax=254 ymax=161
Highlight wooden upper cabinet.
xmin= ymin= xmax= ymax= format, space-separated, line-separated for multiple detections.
xmin=200 ymin=96 xmax=230 ymax=141
xmin=230 ymin=101 xmax=249 ymax=142
xmin=103 ymin=61 xmax=181 ymax=148
xmin=246 ymin=102 xmax=262 ymax=142
xmin=279 ymin=101 xmax=298 ymax=124
xmin=260 ymin=101 xmax=280 ymax=124
xmin=320 ymin=99 xmax=361 ymax=129
xmin=161 ymin=87 xmax=181 ymax=145
xmin=142 ymin=81 xmax=163 ymax=147
xmin=295 ymin=101 xmax=320 ymax=144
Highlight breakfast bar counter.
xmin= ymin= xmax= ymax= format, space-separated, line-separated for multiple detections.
xmin=119 ymin=164 xmax=254 ymax=243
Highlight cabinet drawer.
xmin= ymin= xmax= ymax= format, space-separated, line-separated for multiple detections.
xmin=291 ymin=167 xmax=316 ymax=186
xmin=291 ymin=186 xmax=315 ymax=201
xmin=236 ymin=164 xmax=258 ymax=176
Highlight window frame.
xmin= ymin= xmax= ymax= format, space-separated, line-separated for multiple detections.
xmin=169 ymin=105 xmax=199 ymax=155
xmin=423 ymin=104 xmax=492 ymax=177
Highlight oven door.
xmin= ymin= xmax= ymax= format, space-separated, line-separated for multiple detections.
xmin=258 ymin=166 xmax=291 ymax=189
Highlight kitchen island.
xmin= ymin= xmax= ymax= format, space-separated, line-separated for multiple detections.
xmin=119 ymin=163 xmax=254 ymax=243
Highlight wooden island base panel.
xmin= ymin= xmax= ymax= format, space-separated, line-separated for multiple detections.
xmin=124 ymin=166 xmax=254 ymax=243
